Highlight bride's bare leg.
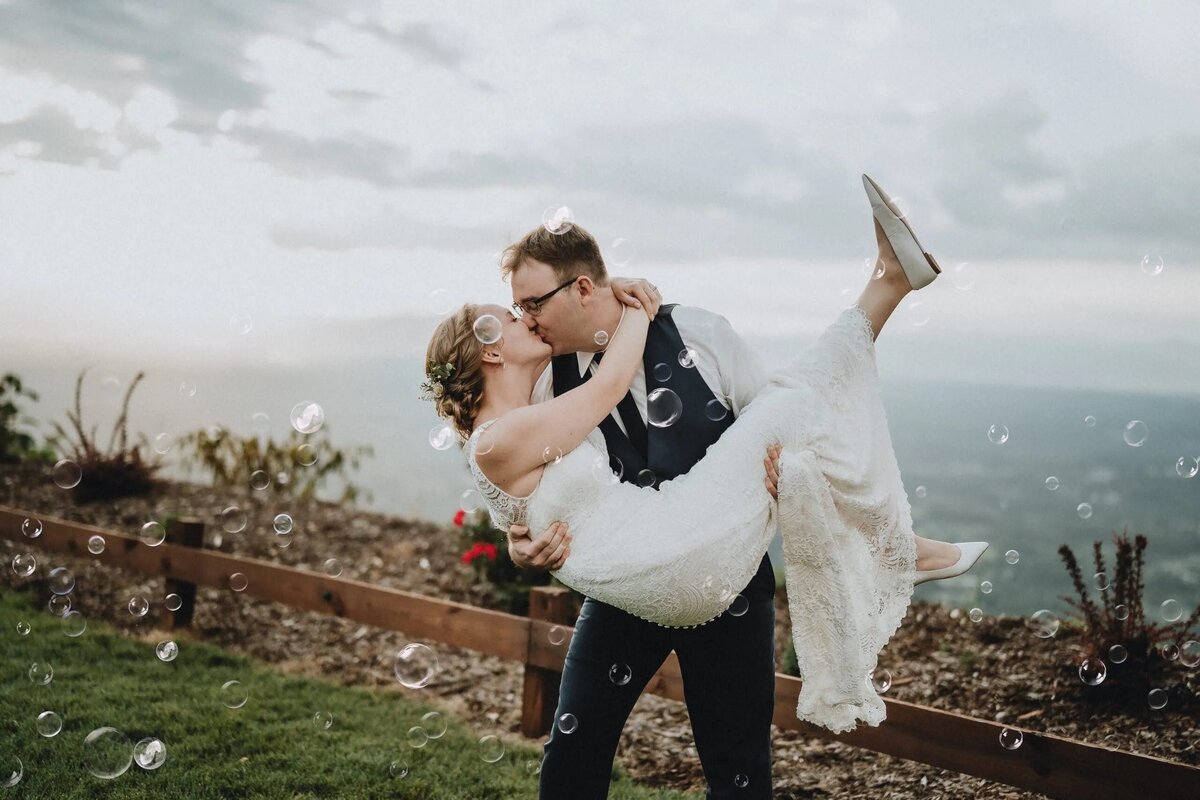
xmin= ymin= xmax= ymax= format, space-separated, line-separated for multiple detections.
xmin=857 ymin=218 xmax=913 ymax=342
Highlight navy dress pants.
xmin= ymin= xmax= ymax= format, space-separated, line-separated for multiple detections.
xmin=538 ymin=554 xmax=776 ymax=799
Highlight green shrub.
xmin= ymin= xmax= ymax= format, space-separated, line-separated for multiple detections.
xmin=0 ymin=373 xmax=55 ymax=464
xmin=174 ymin=424 xmax=373 ymax=528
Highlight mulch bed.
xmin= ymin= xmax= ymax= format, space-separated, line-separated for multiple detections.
xmin=2 ymin=463 xmax=1196 ymax=799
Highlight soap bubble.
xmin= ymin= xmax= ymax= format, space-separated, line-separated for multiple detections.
xmin=999 ymin=728 xmax=1023 ymax=750
xmin=88 ymin=535 xmax=106 ymax=554
xmin=421 ymin=710 xmax=447 ymax=739
xmin=2 ymin=756 xmax=22 ymax=788
xmin=557 ymin=713 xmax=578 ymax=734
xmin=11 ymin=553 xmax=35 ymax=578
xmin=133 ymin=737 xmax=167 ymax=770
xmin=1160 ymin=599 xmax=1183 ymax=623
xmin=542 ymin=205 xmax=575 ymax=234
xmin=1078 ymin=658 xmax=1107 ymax=686
xmin=987 ymin=424 xmax=1009 ymax=444
xmin=47 ymin=595 xmax=71 ymax=616
xmin=291 ymin=401 xmax=325 ymax=434
xmin=61 ymin=610 xmax=87 ymax=637
xmin=48 ymin=566 xmax=75 ymax=594
xmin=704 ymin=399 xmax=728 ymax=422
xmin=1122 ymin=420 xmax=1147 ymax=447
xmin=1027 ymin=610 xmax=1060 ymax=638
xmin=139 ymin=521 xmax=166 ymax=546
xmin=36 ymin=710 xmax=62 ymax=738
xmin=647 ymin=388 xmax=682 ymax=428
xmin=394 ymin=643 xmax=438 ymax=688
xmin=473 ymin=314 xmax=503 ymax=345
xmin=608 ymin=663 xmax=632 ymax=687
xmin=156 ymin=641 xmax=178 ymax=662
xmin=83 ymin=727 xmax=133 ymax=779
xmin=128 ymin=596 xmax=150 ymax=617
xmin=29 ymin=662 xmax=53 ymax=685
xmin=220 ymin=680 xmax=248 ymax=709
xmin=479 ymin=734 xmax=505 ymax=762
xmin=1139 ymin=254 xmax=1164 ymax=275
xmin=221 ymin=507 xmax=248 ymax=533
xmin=429 ymin=424 xmax=456 ymax=451
xmin=52 ymin=459 xmax=82 ymax=489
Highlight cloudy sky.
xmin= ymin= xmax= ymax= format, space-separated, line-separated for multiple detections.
xmin=2 ymin=0 xmax=1199 ymax=395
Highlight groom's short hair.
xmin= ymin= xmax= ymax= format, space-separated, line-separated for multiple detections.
xmin=500 ymin=223 xmax=609 ymax=286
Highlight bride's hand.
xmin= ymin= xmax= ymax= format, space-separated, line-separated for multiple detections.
xmin=507 ymin=522 xmax=571 ymax=571
xmin=764 ymin=444 xmax=782 ymax=500
xmin=610 ymin=277 xmax=662 ymax=320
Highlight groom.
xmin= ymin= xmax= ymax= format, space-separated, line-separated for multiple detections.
xmin=502 ymin=222 xmax=778 ymax=798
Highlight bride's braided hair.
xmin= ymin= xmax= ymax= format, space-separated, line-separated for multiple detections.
xmin=424 ymin=303 xmax=487 ymax=441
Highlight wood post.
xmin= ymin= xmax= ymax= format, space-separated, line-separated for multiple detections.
xmin=161 ymin=516 xmax=205 ymax=629
xmin=520 ymin=585 xmax=575 ymax=738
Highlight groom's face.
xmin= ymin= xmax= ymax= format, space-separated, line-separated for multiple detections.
xmin=510 ymin=259 xmax=584 ymax=356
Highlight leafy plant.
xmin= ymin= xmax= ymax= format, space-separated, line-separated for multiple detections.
xmin=0 ymin=373 xmax=55 ymax=464
xmin=174 ymin=425 xmax=374 ymax=525
xmin=46 ymin=369 xmax=161 ymax=502
xmin=1056 ymin=528 xmax=1199 ymax=707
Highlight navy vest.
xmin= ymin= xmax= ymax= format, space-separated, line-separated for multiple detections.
xmin=550 ymin=304 xmax=735 ymax=488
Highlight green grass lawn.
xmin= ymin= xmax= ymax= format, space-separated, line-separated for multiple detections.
xmin=1 ymin=586 xmax=700 ymax=799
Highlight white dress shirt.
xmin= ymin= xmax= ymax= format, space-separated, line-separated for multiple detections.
xmin=530 ymin=305 xmax=769 ymax=435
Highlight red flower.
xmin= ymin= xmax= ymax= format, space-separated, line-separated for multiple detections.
xmin=460 ymin=541 xmax=499 ymax=565
xmin=452 ymin=509 xmax=466 ymax=527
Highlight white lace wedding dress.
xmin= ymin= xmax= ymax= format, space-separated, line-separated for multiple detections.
xmin=465 ymin=304 xmax=916 ymax=733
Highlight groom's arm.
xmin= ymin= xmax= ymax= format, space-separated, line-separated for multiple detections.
xmin=673 ymin=306 xmax=770 ymax=414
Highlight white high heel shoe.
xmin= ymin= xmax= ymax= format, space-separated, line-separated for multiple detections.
xmin=862 ymin=173 xmax=942 ymax=290
xmin=914 ymin=541 xmax=989 ymax=586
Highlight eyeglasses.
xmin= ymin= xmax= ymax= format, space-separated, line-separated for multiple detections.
xmin=512 ymin=276 xmax=577 ymax=318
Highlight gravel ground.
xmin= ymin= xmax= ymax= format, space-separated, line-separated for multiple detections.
xmin=3 ymin=463 xmax=1196 ymax=799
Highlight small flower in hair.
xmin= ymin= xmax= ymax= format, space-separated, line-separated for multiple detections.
xmin=420 ymin=361 xmax=456 ymax=401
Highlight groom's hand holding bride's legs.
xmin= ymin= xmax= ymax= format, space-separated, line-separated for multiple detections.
xmin=508 ymin=522 xmax=571 ymax=571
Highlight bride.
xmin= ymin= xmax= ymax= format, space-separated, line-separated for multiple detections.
xmin=423 ymin=175 xmax=988 ymax=732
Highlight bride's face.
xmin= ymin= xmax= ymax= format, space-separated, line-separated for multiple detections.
xmin=476 ymin=304 xmax=551 ymax=368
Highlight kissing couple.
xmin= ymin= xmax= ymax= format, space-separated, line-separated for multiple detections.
xmin=423 ymin=175 xmax=988 ymax=798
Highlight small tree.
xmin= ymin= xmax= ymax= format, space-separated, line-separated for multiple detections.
xmin=46 ymin=370 xmax=161 ymax=502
